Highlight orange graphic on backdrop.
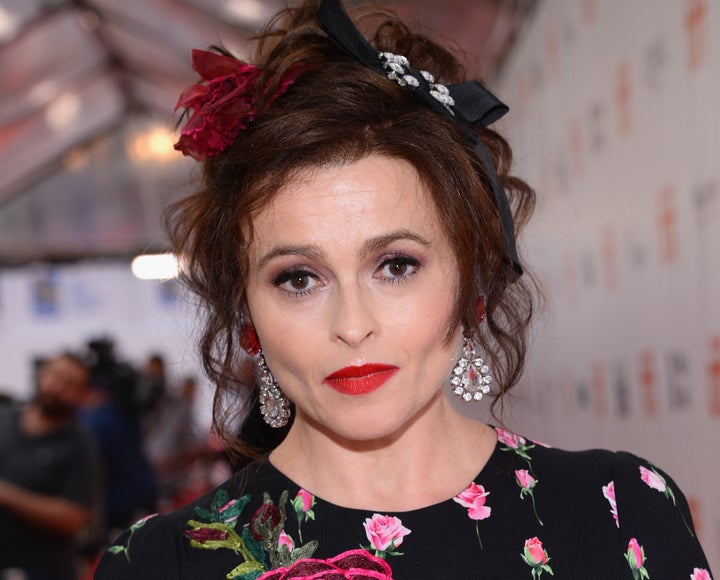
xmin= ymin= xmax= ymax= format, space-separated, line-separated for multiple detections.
xmin=708 ymin=335 xmax=720 ymax=416
xmin=545 ymin=25 xmax=559 ymax=79
xmin=517 ymin=70 xmax=533 ymax=114
xmin=582 ymin=0 xmax=595 ymax=27
xmin=639 ymin=351 xmax=657 ymax=418
xmin=592 ymin=360 xmax=607 ymax=418
xmin=685 ymin=0 xmax=708 ymax=71
xmin=657 ymin=186 xmax=678 ymax=264
xmin=615 ymin=62 xmax=632 ymax=137
xmin=601 ymin=225 xmax=617 ymax=291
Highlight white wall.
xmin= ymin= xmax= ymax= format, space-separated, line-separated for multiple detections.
xmin=0 ymin=261 xmax=213 ymax=429
xmin=495 ymin=0 xmax=719 ymax=570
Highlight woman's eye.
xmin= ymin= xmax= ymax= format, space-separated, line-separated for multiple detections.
xmin=378 ymin=257 xmax=419 ymax=281
xmin=274 ymin=270 xmax=318 ymax=295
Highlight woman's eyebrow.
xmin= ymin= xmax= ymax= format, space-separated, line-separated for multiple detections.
xmin=358 ymin=229 xmax=431 ymax=260
xmin=256 ymin=245 xmax=326 ymax=269
xmin=256 ymin=229 xmax=431 ymax=268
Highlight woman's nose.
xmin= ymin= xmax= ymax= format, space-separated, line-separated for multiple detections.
xmin=329 ymin=283 xmax=378 ymax=347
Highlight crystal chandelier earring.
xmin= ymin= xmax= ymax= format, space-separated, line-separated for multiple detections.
xmin=241 ymin=323 xmax=291 ymax=428
xmin=450 ymin=334 xmax=493 ymax=402
xmin=257 ymin=351 xmax=291 ymax=428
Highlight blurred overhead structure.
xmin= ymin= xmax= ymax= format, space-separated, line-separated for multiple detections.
xmin=0 ymin=0 xmax=537 ymax=266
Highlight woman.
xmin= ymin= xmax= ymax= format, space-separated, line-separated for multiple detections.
xmin=96 ymin=0 xmax=712 ymax=578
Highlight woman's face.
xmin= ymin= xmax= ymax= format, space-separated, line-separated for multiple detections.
xmin=246 ymin=154 xmax=461 ymax=442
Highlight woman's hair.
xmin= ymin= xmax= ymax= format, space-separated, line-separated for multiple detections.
xmin=168 ymin=0 xmax=538 ymax=460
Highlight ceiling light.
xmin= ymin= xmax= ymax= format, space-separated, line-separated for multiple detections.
xmin=131 ymin=254 xmax=179 ymax=280
xmin=222 ymin=0 xmax=269 ymax=25
xmin=0 ymin=5 xmax=19 ymax=42
xmin=45 ymin=93 xmax=81 ymax=132
xmin=126 ymin=126 xmax=177 ymax=162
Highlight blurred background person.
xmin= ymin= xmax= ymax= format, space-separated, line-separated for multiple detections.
xmin=78 ymin=341 xmax=157 ymax=544
xmin=141 ymin=366 xmax=209 ymax=510
xmin=0 ymin=352 xmax=100 ymax=580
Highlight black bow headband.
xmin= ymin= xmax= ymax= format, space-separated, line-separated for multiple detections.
xmin=317 ymin=0 xmax=523 ymax=279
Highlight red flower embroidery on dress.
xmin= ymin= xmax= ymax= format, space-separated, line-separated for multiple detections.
xmin=257 ymin=549 xmax=393 ymax=580
xmin=184 ymin=527 xmax=229 ymax=543
xmin=174 ymin=49 xmax=309 ymax=160
xmin=250 ymin=501 xmax=283 ymax=541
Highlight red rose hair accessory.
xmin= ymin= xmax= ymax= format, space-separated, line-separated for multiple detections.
xmin=174 ymin=49 xmax=308 ymax=161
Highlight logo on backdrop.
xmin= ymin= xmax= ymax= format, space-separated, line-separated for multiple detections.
xmin=545 ymin=24 xmax=560 ymax=79
xmin=666 ymin=350 xmax=691 ymax=411
xmin=685 ymin=0 xmax=708 ymax=71
xmin=587 ymin=101 xmax=607 ymax=154
xmin=613 ymin=361 xmax=632 ymax=417
xmin=614 ymin=62 xmax=633 ymax=138
xmin=657 ymin=185 xmax=679 ymax=264
xmin=569 ymin=117 xmax=585 ymax=178
xmin=693 ymin=179 xmax=718 ymax=228
xmin=708 ymin=335 xmax=720 ymax=417
xmin=601 ymin=225 xmax=618 ymax=291
xmin=582 ymin=0 xmax=595 ymax=27
xmin=638 ymin=351 xmax=657 ymax=418
xmin=592 ymin=360 xmax=608 ymax=418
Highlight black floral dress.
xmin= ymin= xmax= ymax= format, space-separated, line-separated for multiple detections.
xmin=95 ymin=427 xmax=712 ymax=579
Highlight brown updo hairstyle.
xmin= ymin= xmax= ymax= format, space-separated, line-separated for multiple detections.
xmin=168 ymin=0 xmax=538 ymax=461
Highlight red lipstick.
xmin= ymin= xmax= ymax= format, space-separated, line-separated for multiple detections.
xmin=323 ymin=364 xmax=399 ymax=395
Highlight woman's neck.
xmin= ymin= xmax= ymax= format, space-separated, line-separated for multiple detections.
xmin=268 ymin=396 xmax=497 ymax=511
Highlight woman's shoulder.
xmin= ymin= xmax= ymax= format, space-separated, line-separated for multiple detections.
xmin=493 ymin=425 xmax=671 ymax=483
xmin=94 ymin=457 xmax=288 ymax=579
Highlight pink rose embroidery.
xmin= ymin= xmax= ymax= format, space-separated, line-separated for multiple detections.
xmin=602 ymin=481 xmax=619 ymax=528
xmin=638 ymin=465 xmax=695 ymax=537
xmin=291 ymin=489 xmax=317 ymax=543
xmin=521 ymin=537 xmax=554 ymax=578
xmin=278 ymin=530 xmax=295 ymax=552
xmin=690 ymin=568 xmax=713 ymax=580
xmin=362 ymin=514 xmax=411 ymax=557
xmin=453 ymin=482 xmax=491 ymax=547
xmin=639 ymin=466 xmax=666 ymax=493
xmin=258 ymin=548 xmax=393 ymax=580
xmin=515 ymin=470 xmax=543 ymax=526
xmin=297 ymin=489 xmax=314 ymax=512
xmin=453 ymin=482 xmax=492 ymax=520
xmin=495 ymin=426 xmax=535 ymax=464
xmin=496 ymin=427 xmax=525 ymax=448
xmin=625 ymin=538 xmax=650 ymax=580
xmin=516 ymin=469 xmax=536 ymax=489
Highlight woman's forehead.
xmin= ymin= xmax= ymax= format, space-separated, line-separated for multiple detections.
xmin=249 ymin=155 xmax=442 ymax=246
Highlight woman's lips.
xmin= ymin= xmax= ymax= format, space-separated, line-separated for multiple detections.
xmin=323 ymin=364 xmax=399 ymax=395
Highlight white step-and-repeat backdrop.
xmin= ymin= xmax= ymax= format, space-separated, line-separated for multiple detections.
xmin=494 ymin=0 xmax=719 ymax=570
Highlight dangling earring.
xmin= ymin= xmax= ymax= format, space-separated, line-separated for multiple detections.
xmin=241 ymin=323 xmax=291 ymax=428
xmin=240 ymin=323 xmax=260 ymax=356
xmin=257 ymin=351 xmax=291 ymax=428
xmin=450 ymin=334 xmax=493 ymax=402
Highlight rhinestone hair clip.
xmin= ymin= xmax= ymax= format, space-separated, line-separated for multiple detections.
xmin=378 ymin=52 xmax=456 ymax=114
